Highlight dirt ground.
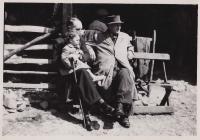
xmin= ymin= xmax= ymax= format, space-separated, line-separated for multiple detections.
xmin=2 ymin=80 xmax=197 ymax=136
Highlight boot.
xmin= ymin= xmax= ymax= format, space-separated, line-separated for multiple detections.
xmin=95 ymin=99 xmax=115 ymax=115
xmin=99 ymin=102 xmax=115 ymax=115
xmin=117 ymin=115 xmax=130 ymax=128
xmin=114 ymin=102 xmax=125 ymax=117
xmin=84 ymin=115 xmax=93 ymax=131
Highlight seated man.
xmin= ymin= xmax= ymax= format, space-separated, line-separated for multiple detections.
xmin=86 ymin=15 xmax=138 ymax=128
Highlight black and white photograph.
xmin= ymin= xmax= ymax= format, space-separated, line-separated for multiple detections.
xmin=1 ymin=0 xmax=198 ymax=136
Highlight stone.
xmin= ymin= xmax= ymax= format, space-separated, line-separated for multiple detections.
xmin=40 ymin=101 xmax=48 ymax=109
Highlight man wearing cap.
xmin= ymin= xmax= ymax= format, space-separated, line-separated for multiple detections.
xmin=87 ymin=15 xmax=137 ymax=128
xmin=88 ymin=8 xmax=108 ymax=32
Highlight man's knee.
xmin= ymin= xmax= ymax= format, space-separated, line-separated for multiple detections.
xmin=118 ymin=68 xmax=133 ymax=82
xmin=76 ymin=69 xmax=92 ymax=81
xmin=118 ymin=68 xmax=129 ymax=75
xmin=76 ymin=68 xmax=88 ymax=75
xmin=115 ymin=68 xmax=134 ymax=89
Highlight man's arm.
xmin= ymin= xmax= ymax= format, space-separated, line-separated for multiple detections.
xmin=127 ymin=36 xmax=135 ymax=60
xmin=85 ymin=44 xmax=96 ymax=61
xmin=81 ymin=30 xmax=98 ymax=61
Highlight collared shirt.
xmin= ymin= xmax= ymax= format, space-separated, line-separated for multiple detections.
xmin=110 ymin=33 xmax=118 ymax=44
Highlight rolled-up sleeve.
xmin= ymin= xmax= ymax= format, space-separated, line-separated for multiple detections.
xmin=80 ymin=30 xmax=99 ymax=62
xmin=127 ymin=36 xmax=135 ymax=60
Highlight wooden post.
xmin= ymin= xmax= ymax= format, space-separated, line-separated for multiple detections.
xmin=150 ymin=30 xmax=156 ymax=82
xmin=160 ymin=86 xmax=172 ymax=106
xmin=62 ymin=3 xmax=73 ymax=34
xmin=162 ymin=61 xmax=168 ymax=83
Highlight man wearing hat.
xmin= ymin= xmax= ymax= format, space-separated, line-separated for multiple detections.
xmin=87 ymin=15 xmax=138 ymax=128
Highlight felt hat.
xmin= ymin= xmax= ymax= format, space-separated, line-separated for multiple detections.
xmin=107 ymin=15 xmax=124 ymax=24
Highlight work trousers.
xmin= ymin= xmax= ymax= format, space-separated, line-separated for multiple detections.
xmin=113 ymin=68 xmax=133 ymax=104
xmin=98 ymin=67 xmax=133 ymax=116
xmin=99 ymin=68 xmax=133 ymax=104
xmin=64 ymin=68 xmax=101 ymax=108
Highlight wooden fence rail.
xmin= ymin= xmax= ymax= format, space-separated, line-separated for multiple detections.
xmin=4 ymin=57 xmax=53 ymax=65
xmin=5 ymin=25 xmax=54 ymax=33
xmin=4 ymin=44 xmax=53 ymax=51
xmin=3 ymin=83 xmax=56 ymax=89
xmin=4 ymin=70 xmax=57 ymax=75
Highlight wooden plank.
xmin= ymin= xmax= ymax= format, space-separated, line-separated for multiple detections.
xmin=4 ymin=57 xmax=53 ymax=65
xmin=136 ymin=36 xmax=152 ymax=41
xmin=5 ymin=25 xmax=54 ymax=33
xmin=132 ymin=52 xmax=170 ymax=60
xmin=3 ymin=82 xmax=56 ymax=89
xmin=149 ymin=82 xmax=173 ymax=87
xmin=86 ymin=42 xmax=170 ymax=60
xmin=4 ymin=44 xmax=53 ymax=51
xmin=4 ymin=70 xmax=57 ymax=75
xmin=132 ymin=106 xmax=174 ymax=115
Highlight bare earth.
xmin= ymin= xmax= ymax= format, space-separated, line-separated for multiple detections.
xmin=2 ymin=80 xmax=197 ymax=136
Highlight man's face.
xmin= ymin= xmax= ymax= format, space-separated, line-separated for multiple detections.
xmin=108 ymin=23 xmax=121 ymax=35
xmin=68 ymin=19 xmax=84 ymax=35
xmin=73 ymin=20 xmax=84 ymax=35
xmin=76 ymin=28 xmax=84 ymax=36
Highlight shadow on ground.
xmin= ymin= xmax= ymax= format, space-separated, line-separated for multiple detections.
xmin=23 ymin=91 xmax=115 ymax=130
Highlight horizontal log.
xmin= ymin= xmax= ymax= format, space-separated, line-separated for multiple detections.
xmin=4 ymin=70 xmax=57 ymax=75
xmin=132 ymin=52 xmax=170 ymax=60
xmin=4 ymin=57 xmax=54 ymax=65
xmin=149 ymin=82 xmax=173 ymax=87
xmin=4 ymin=44 xmax=53 ymax=50
xmin=5 ymin=25 xmax=54 ymax=33
xmin=3 ymin=82 xmax=56 ymax=89
xmin=132 ymin=105 xmax=174 ymax=115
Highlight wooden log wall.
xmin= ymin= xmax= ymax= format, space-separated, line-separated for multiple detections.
xmin=4 ymin=25 xmax=57 ymax=89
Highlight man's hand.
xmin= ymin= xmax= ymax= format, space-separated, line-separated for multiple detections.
xmin=88 ymin=48 xmax=96 ymax=61
xmin=69 ymin=54 xmax=79 ymax=61
xmin=127 ymin=46 xmax=135 ymax=60
xmin=86 ymin=45 xmax=96 ymax=61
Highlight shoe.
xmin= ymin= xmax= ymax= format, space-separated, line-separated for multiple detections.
xmin=84 ymin=116 xmax=93 ymax=131
xmin=114 ymin=103 xmax=125 ymax=117
xmin=91 ymin=121 xmax=100 ymax=130
xmin=99 ymin=102 xmax=115 ymax=115
xmin=117 ymin=116 xmax=130 ymax=128
xmin=123 ymin=103 xmax=132 ymax=116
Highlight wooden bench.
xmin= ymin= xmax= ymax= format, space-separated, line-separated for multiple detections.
xmin=131 ymin=30 xmax=174 ymax=114
xmin=131 ymin=52 xmax=173 ymax=114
